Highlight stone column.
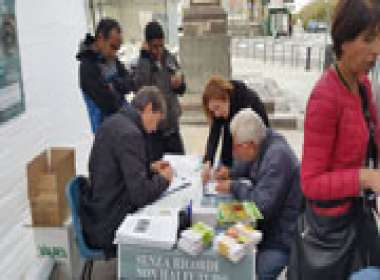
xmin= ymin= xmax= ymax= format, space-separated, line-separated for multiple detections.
xmin=179 ymin=0 xmax=231 ymax=95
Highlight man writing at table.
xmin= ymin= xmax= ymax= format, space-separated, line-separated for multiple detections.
xmin=80 ymin=86 xmax=173 ymax=279
xmin=211 ymin=108 xmax=303 ymax=280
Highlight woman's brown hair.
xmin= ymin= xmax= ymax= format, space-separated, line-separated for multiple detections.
xmin=332 ymin=0 xmax=380 ymax=59
xmin=202 ymin=75 xmax=234 ymax=119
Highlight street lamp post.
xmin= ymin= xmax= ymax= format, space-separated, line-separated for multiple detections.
xmin=323 ymin=0 xmax=334 ymax=70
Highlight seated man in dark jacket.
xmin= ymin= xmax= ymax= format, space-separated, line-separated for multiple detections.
xmin=134 ymin=21 xmax=186 ymax=161
xmin=215 ymin=108 xmax=302 ymax=280
xmin=76 ymin=18 xmax=135 ymax=133
xmin=81 ymin=86 xmax=172 ymax=267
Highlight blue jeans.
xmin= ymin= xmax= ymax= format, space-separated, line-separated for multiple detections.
xmin=350 ymin=267 xmax=380 ymax=280
xmin=257 ymin=249 xmax=289 ymax=280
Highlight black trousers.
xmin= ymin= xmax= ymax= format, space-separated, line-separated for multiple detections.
xmin=148 ymin=130 xmax=185 ymax=161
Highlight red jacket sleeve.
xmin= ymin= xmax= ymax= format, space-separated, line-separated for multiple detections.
xmin=301 ymin=85 xmax=361 ymax=201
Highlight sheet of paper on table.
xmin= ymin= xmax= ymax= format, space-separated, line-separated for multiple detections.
xmin=164 ymin=176 xmax=191 ymax=196
xmin=204 ymin=181 xmax=218 ymax=195
xmin=204 ymin=181 xmax=233 ymax=199
xmin=160 ymin=154 xmax=203 ymax=197
xmin=163 ymin=154 xmax=202 ymax=178
xmin=115 ymin=210 xmax=179 ymax=249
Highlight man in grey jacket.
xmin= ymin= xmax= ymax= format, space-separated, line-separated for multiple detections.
xmin=215 ymin=108 xmax=303 ymax=280
xmin=134 ymin=21 xmax=186 ymax=160
xmin=81 ymin=86 xmax=173 ymax=278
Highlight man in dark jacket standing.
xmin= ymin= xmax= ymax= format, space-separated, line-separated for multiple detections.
xmin=81 ymin=86 xmax=172 ymax=279
xmin=77 ymin=18 xmax=134 ymax=133
xmin=215 ymin=108 xmax=302 ymax=280
xmin=134 ymin=21 xmax=186 ymax=160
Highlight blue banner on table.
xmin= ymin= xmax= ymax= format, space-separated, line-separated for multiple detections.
xmin=119 ymin=245 xmax=255 ymax=280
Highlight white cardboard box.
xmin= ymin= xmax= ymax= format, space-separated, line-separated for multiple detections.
xmin=30 ymin=220 xmax=83 ymax=279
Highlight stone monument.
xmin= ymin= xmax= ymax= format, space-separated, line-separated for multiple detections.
xmin=180 ymin=0 xmax=231 ymax=95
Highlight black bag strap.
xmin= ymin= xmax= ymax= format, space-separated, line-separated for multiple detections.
xmin=358 ymin=83 xmax=378 ymax=168
xmin=358 ymin=84 xmax=378 ymax=212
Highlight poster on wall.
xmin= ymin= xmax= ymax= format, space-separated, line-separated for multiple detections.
xmin=0 ymin=0 xmax=24 ymax=125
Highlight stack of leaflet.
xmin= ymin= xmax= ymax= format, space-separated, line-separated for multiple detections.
xmin=214 ymin=223 xmax=263 ymax=263
xmin=115 ymin=211 xmax=179 ymax=249
xmin=214 ymin=234 xmax=246 ymax=263
xmin=232 ymin=223 xmax=262 ymax=248
xmin=178 ymin=230 xmax=203 ymax=256
xmin=217 ymin=201 xmax=263 ymax=227
xmin=178 ymin=222 xmax=214 ymax=256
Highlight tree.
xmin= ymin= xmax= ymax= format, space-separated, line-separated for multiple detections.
xmin=298 ymin=0 xmax=337 ymax=28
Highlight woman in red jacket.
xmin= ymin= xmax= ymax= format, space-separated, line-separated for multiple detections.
xmin=288 ymin=1 xmax=380 ymax=279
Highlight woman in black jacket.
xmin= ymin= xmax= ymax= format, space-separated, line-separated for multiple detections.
xmin=202 ymin=75 xmax=269 ymax=182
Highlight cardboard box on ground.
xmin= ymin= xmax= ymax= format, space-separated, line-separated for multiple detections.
xmin=26 ymin=148 xmax=82 ymax=279
xmin=32 ymin=223 xmax=83 ymax=280
xmin=27 ymin=147 xmax=75 ymax=226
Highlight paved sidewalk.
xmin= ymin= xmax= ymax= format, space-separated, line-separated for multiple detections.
xmin=181 ymin=124 xmax=303 ymax=160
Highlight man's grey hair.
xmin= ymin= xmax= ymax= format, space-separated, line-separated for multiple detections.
xmin=230 ymin=108 xmax=267 ymax=145
xmin=131 ymin=86 xmax=166 ymax=115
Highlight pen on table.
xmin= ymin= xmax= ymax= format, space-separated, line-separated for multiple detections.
xmin=165 ymin=182 xmax=191 ymax=196
xmin=187 ymin=199 xmax=192 ymax=220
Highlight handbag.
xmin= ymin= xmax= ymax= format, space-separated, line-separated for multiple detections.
xmin=288 ymin=199 xmax=380 ymax=280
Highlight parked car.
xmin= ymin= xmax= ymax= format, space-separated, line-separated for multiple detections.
xmin=307 ymin=20 xmax=328 ymax=33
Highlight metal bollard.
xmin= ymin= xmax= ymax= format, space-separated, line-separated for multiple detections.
xmin=324 ymin=44 xmax=335 ymax=70
xmin=264 ymin=41 xmax=267 ymax=63
xmin=291 ymin=44 xmax=295 ymax=67
xmin=246 ymin=39 xmax=249 ymax=58
xmin=318 ymin=47 xmax=323 ymax=71
xmin=305 ymin=46 xmax=312 ymax=71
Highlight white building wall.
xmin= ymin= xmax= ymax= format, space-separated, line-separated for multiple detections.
xmin=0 ymin=0 xmax=92 ymax=278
